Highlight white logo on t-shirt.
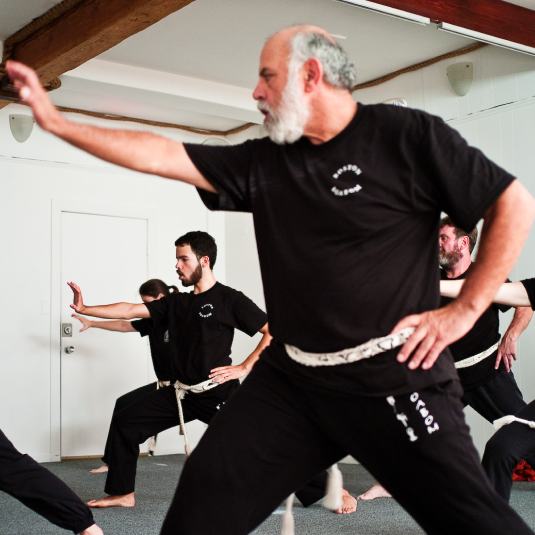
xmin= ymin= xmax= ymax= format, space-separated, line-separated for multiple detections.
xmin=331 ymin=164 xmax=363 ymax=197
xmin=199 ymin=304 xmax=214 ymax=318
xmin=164 ymin=330 xmax=169 ymax=343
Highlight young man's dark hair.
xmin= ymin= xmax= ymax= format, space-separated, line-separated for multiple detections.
xmin=440 ymin=215 xmax=478 ymax=254
xmin=175 ymin=231 xmax=217 ymax=269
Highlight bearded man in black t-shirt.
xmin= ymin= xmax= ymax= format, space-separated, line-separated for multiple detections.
xmin=8 ymin=24 xmax=535 ymax=535
xmin=360 ymin=215 xmax=535 ymax=501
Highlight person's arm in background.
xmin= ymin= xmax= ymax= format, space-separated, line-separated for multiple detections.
xmin=5 ymin=61 xmax=215 ymax=192
xmin=395 ymin=180 xmax=535 ymax=369
xmin=440 ymin=280 xmax=532 ymax=308
xmin=72 ymin=313 xmax=138 ymax=333
xmin=68 ymin=282 xmax=150 ymax=319
xmin=209 ymin=323 xmax=272 ymax=384
xmin=496 ymin=307 xmax=533 ymax=371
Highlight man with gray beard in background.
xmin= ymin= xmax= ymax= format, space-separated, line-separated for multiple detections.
xmin=360 ymin=215 xmax=535 ymax=502
xmin=7 ymin=24 xmax=535 ymax=535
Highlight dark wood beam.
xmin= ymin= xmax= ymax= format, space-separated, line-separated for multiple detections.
xmin=0 ymin=0 xmax=196 ymax=110
xmin=361 ymin=0 xmax=535 ymax=50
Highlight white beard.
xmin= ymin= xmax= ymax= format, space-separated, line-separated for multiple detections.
xmin=258 ymin=59 xmax=309 ymax=145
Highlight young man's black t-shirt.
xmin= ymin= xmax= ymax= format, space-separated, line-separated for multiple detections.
xmin=144 ymin=282 xmax=267 ymax=400
xmin=440 ymin=265 xmax=511 ymax=391
xmin=184 ymin=103 xmax=516 ymax=397
xmin=130 ymin=319 xmax=173 ymax=381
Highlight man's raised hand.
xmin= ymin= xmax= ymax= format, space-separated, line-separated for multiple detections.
xmin=393 ymin=304 xmax=477 ymax=370
xmin=5 ymin=61 xmax=64 ymax=132
xmin=68 ymin=282 xmax=86 ymax=314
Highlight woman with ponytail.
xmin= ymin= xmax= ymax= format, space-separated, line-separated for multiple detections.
xmin=72 ymin=279 xmax=178 ymax=473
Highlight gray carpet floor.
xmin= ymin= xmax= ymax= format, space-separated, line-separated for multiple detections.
xmin=1 ymin=455 xmax=535 ymax=534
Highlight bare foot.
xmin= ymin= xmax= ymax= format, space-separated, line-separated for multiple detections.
xmin=334 ymin=489 xmax=357 ymax=514
xmin=90 ymin=465 xmax=108 ymax=474
xmin=81 ymin=524 xmax=104 ymax=535
xmin=358 ymin=483 xmax=392 ymax=500
xmin=87 ymin=493 xmax=135 ymax=508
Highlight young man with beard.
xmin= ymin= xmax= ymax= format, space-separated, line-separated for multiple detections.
xmin=7 ymin=24 xmax=535 ymax=535
xmin=359 ymin=216 xmax=534 ymax=501
xmin=67 ymin=231 xmax=272 ymax=508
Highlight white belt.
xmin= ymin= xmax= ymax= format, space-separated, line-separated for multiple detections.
xmin=494 ymin=415 xmax=535 ymax=431
xmin=284 ymin=327 xmax=415 ymax=367
xmin=174 ymin=378 xmax=219 ymax=456
xmin=454 ymin=341 xmax=500 ymax=369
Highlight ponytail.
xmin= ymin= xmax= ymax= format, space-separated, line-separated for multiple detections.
xmin=139 ymin=279 xmax=179 ymax=298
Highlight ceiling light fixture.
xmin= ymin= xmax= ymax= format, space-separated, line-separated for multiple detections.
xmin=332 ymin=0 xmax=430 ymax=25
xmin=438 ymin=23 xmax=535 ymax=57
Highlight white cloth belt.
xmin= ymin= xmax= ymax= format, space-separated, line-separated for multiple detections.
xmin=494 ymin=415 xmax=535 ymax=431
xmin=174 ymin=378 xmax=219 ymax=456
xmin=284 ymin=327 xmax=415 ymax=367
xmin=454 ymin=341 xmax=500 ymax=369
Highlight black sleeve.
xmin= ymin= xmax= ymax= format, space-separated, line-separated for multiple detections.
xmin=144 ymin=295 xmax=171 ymax=327
xmin=228 ymin=291 xmax=268 ymax=336
xmin=420 ymin=114 xmax=516 ymax=232
xmin=131 ymin=319 xmax=152 ymax=337
xmin=521 ymin=279 xmax=535 ymax=310
xmin=183 ymin=140 xmax=256 ymax=212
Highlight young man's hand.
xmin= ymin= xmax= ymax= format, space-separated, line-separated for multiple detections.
xmin=68 ymin=282 xmax=86 ymax=314
xmin=209 ymin=364 xmax=249 ymax=384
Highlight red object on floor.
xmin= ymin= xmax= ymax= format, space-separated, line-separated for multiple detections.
xmin=512 ymin=460 xmax=535 ymax=481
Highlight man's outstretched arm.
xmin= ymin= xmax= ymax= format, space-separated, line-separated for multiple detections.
xmin=68 ymin=282 xmax=150 ymax=320
xmin=395 ymin=179 xmax=535 ymax=370
xmin=5 ymin=61 xmax=215 ymax=192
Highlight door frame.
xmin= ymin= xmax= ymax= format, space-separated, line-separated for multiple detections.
xmin=50 ymin=199 xmax=158 ymax=461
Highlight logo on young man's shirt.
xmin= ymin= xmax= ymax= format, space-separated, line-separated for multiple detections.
xmin=199 ymin=303 xmax=214 ymax=318
xmin=330 ymin=164 xmax=363 ymax=197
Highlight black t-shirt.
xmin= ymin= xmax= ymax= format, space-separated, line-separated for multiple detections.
xmin=521 ymin=279 xmax=535 ymax=309
xmin=144 ymin=282 xmax=267 ymax=399
xmin=185 ymin=103 xmax=515 ymax=397
xmin=131 ymin=319 xmax=172 ymax=381
xmin=440 ymin=265 xmax=511 ymax=391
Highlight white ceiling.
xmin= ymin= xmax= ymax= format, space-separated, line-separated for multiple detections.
xmin=1 ymin=0 xmax=530 ymax=130
xmin=97 ymin=0 xmax=474 ymax=89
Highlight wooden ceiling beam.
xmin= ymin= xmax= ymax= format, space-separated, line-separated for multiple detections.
xmin=360 ymin=0 xmax=535 ymax=50
xmin=0 ymin=0 xmax=196 ymax=109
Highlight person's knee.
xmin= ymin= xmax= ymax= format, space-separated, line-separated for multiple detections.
xmin=483 ymin=435 xmax=518 ymax=470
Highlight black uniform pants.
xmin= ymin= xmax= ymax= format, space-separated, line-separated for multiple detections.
xmin=102 ymin=381 xmax=157 ymax=465
xmin=160 ymin=360 xmax=534 ymax=535
xmin=0 ymin=429 xmax=94 ymax=534
xmin=104 ymin=383 xmax=328 ymax=506
xmin=482 ymin=400 xmax=535 ymax=501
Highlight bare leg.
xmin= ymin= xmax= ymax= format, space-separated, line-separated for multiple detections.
xmin=90 ymin=465 xmax=108 ymax=474
xmin=81 ymin=524 xmax=104 ymax=535
xmin=87 ymin=493 xmax=135 ymax=508
xmin=358 ymin=483 xmax=392 ymax=500
xmin=334 ymin=488 xmax=358 ymax=514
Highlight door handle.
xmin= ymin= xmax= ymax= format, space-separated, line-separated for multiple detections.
xmin=65 ymin=346 xmax=75 ymax=354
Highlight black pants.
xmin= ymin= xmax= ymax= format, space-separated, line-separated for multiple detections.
xmin=104 ymin=383 xmax=328 ymax=506
xmin=0 ymin=429 xmax=94 ymax=534
xmin=482 ymin=400 xmax=535 ymax=501
xmin=102 ymin=381 xmax=157 ymax=465
xmin=160 ymin=360 xmax=534 ymax=535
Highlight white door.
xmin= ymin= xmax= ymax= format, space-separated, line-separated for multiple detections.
xmin=60 ymin=212 xmax=151 ymax=458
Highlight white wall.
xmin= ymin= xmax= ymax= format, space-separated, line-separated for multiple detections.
xmin=0 ymin=103 xmax=226 ymax=460
xmin=223 ymin=45 xmax=535 ymax=459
